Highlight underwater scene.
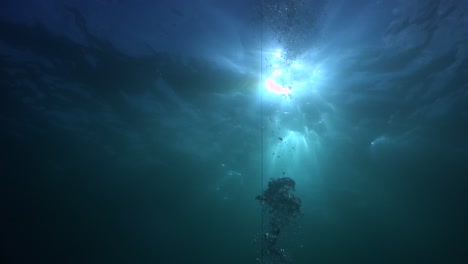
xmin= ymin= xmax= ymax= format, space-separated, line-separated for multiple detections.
xmin=1 ymin=0 xmax=467 ymax=263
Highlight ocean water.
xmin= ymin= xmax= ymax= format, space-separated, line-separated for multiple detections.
xmin=1 ymin=0 xmax=467 ymax=263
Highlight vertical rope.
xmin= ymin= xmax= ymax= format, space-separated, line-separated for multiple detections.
xmin=259 ymin=1 xmax=265 ymax=263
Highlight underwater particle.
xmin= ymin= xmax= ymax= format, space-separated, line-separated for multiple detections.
xmin=278 ymin=137 xmax=283 ymax=141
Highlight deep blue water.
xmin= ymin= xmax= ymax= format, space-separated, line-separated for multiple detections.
xmin=1 ymin=0 xmax=468 ymax=263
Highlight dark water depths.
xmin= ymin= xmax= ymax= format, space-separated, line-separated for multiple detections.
xmin=1 ymin=0 xmax=468 ymax=263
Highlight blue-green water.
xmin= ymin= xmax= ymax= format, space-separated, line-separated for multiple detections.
xmin=1 ymin=0 xmax=467 ymax=263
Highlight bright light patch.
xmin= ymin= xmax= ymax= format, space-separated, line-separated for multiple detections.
xmin=265 ymin=79 xmax=291 ymax=95
xmin=274 ymin=49 xmax=282 ymax=58
xmin=292 ymin=63 xmax=301 ymax=68
xmin=272 ymin=70 xmax=282 ymax=76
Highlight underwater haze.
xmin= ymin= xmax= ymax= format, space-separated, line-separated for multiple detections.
xmin=1 ymin=0 xmax=468 ymax=263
